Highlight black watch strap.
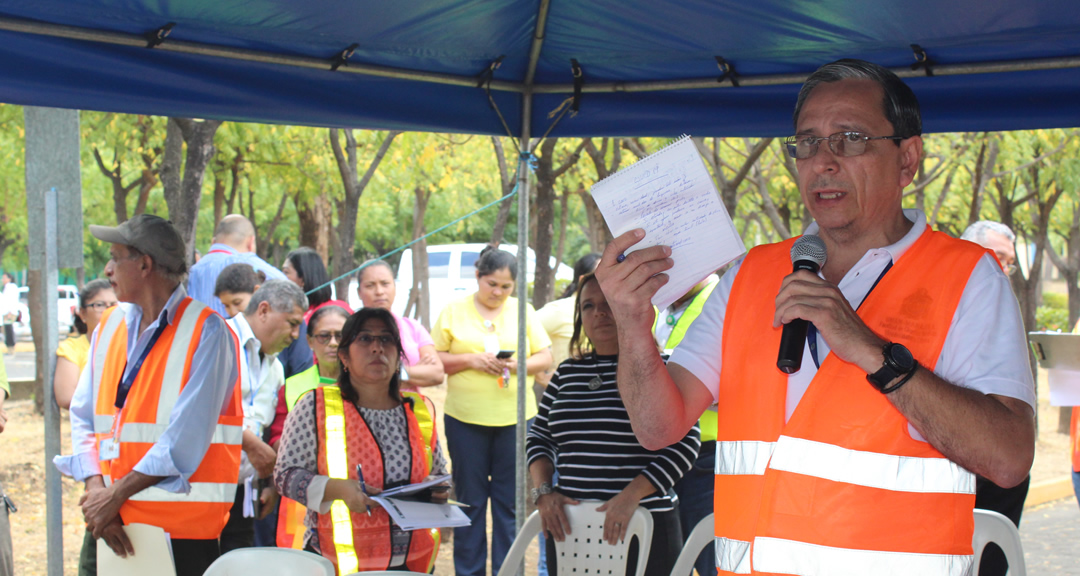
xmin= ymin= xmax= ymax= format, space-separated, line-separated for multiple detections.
xmin=867 ymin=343 xmax=916 ymax=392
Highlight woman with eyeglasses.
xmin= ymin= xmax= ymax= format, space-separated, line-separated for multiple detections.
xmin=274 ymin=307 xmax=449 ymax=573
xmin=268 ymin=305 xmax=351 ymax=548
xmin=53 ymin=278 xmax=117 ymax=410
xmin=432 ymin=245 xmax=552 ymax=576
xmin=355 ymin=259 xmax=444 ymax=392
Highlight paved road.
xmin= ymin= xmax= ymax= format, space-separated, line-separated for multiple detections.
xmin=2 ymin=349 xmax=35 ymax=380
xmin=1023 ymin=496 xmax=1080 ymax=575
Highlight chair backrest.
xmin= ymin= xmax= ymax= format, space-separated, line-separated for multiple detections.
xmin=972 ymin=509 xmax=1026 ymax=576
xmin=202 ymin=548 xmax=336 ymax=576
xmin=552 ymin=501 xmax=653 ymax=576
xmin=496 ymin=502 xmax=653 ymax=576
xmin=669 ymin=513 xmax=714 ymax=576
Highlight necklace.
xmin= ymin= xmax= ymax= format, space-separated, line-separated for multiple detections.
xmin=587 ymin=376 xmax=603 ymax=390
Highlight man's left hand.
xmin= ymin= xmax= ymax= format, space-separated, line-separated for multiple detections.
xmin=82 ymin=484 xmax=125 ymax=539
xmin=247 ymin=439 xmax=277 ymax=479
xmin=773 ymin=270 xmax=884 ymax=372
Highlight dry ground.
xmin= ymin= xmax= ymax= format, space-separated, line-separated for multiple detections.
xmin=0 ymin=371 xmax=1070 ymax=575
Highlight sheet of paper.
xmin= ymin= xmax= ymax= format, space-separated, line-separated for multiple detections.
xmin=1028 ymin=332 xmax=1080 ymax=406
xmin=96 ymin=523 xmax=176 ymax=576
xmin=370 ymin=496 xmax=471 ymax=530
xmin=589 ymin=136 xmax=745 ymax=310
xmin=379 ymin=474 xmax=452 ymax=498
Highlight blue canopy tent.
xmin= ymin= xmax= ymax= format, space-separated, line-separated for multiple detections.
xmin=6 ymin=2 xmax=1079 ymax=572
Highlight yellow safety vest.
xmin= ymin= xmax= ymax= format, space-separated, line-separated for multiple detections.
xmin=655 ymin=278 xmax=720 ymax=442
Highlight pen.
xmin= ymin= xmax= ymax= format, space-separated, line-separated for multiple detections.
xmin=356 ymin=463 xmax=372 ymax=516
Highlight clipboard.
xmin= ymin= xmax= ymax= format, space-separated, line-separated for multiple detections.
xmin=1028 ymin=332 xmax=1080 ymax=406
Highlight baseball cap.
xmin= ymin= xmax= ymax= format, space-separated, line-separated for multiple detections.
xmin=90 ymin=214 xmax=187 ymax=274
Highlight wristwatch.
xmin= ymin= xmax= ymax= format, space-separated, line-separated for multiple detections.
xmin=866 ymin=342 xmax=917 ymax=392
xmin=530 ymin=482 xmax=554 ymax=505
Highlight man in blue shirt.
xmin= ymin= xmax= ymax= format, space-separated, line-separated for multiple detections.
xmin=187 ymin=215 xmax=286 ymax=316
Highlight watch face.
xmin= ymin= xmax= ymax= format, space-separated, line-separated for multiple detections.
xmin=889 ymin=344 xmax=914 ymax=371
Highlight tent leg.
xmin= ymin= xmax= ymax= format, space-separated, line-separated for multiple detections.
xmin=514 ymin=89 xmax=533 ymax=576
xmin=32 ymin=189 xmax=62 ymax=576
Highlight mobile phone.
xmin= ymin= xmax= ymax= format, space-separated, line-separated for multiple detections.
xmin=496 ymin=350 xmax=514 ymax=359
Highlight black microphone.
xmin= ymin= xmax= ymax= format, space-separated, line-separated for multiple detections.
xmin=776 ymin=235 xmax=827 ymax=374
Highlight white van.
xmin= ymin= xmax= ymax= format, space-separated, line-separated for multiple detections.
xmin=347 ymin=244 xmax=574 ymax=326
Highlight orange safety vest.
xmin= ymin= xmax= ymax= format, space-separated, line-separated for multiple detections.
xmin=1071 ymin=407 xmax=1080 ymax=473
xmin=314 ymin=385 xmax=440 ymax=574
xmin=90 ymin=299 xmax=243 ymax=540
xmin=714 ymin=229 xmax=983 ymax=575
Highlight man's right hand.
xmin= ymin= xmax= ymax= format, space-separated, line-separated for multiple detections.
xmin=100 ymin=517 xmax=135 ymax=558
xmin=595 ymin=229 xmax=673 ymax=333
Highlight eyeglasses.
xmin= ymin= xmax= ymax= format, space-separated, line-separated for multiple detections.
xmin=312 ymin=331 xmax=342 ymax=345
xmin=84 ymin=301 xmax=118 ymax=311
xmin=1004 ymin=264 xmax=1018 ymax=276
xmin=784 ymin=131 xmax=904 ymax=159
xmin=355 ymin=334 xmax=393 ymax=346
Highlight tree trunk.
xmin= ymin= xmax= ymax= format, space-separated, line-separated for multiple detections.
xmin=329 ymin=129 xmax=401 ymax=298
xmin=162 ymin=118 xmax=223 ymax=264
xmin=490 ymin=137 xmax=516 ymax=245
xmin=531 ymin=139 xmax=586 ymax=308
xmin=410 ymin=186 xmax=432 ymax=328
xmin=296 ymin=192 xmax=333 ymax=265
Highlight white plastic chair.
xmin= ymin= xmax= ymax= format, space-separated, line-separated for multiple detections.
xmin=344 ymin=572 xmax=431 ymax=576
xmin=669 ymin=513 xmax=714 ymax=576
xmin=497 ymin=500 xmax=653 ymax=576
xmin=972 ymin=509 xmax=1026 ymax=576
xmin=202 ymin=548 xmax=336 ymax=575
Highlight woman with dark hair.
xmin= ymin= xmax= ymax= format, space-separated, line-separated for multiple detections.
xmin=54 ymin=279 xmax=117 ymax=409
xmin=355 ymin=259 xmax=444 ymax=392
xmin=282 ymin=247 xmax=352 ymax=322
xmin=527 ymin=273 xmax=700 ymax=576
xmin=536 ymin=253 xmax=601 ymax=386
xmin=274 ymin=308 xmax=449 ymax=573
xmin=432 ymin=245 xmax=552 ymax=576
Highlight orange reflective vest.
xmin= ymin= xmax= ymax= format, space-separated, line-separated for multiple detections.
xmin=1071 ymin=407 xmax=1080 ymax=473
xmin=714 ymin=229 xmax=982 ymax=575
xmin=314 ymin=386 xmax=440 ymax=574
xmin=91 ymin=299 xmax=243 ymax=540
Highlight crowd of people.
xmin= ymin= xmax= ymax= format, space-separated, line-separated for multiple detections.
xmin=20 ymin=57 xmax=1055 ymax=576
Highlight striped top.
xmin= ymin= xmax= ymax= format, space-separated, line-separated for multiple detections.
xmin=526 ymin=354 xmax=701 ymax=511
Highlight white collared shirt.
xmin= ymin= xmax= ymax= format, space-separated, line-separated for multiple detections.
xmin=227 ymin=312 xmax=284 ymax=481
xmin=671 ymin=210 xmax=1035 ymax=436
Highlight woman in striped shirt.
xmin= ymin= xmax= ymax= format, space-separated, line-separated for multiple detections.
xmin=526 ymin=273 xmax=701 ymax=576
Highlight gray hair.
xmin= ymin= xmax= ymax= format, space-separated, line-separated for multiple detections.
xmin=961 ymin=220 xmax=1016 ymax=244
xmin=127 ymin=245 xmax=188 ymax=286
xmin=794 ymin=59 xmax=922 ymax=140
xmin=245 ymin=279 xmax=308 ymax=316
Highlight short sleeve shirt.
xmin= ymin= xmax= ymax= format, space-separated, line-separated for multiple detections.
xmin=432 ymin=295 xmax=551 ymax=426
xmin=670 ymin=210 xmax=1035 ymax=436
xmin=57 ymin=334 xmax=90 ymax=373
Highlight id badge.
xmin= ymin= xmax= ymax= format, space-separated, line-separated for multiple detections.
xmin=99 ymin=438 xmax=120 ymax=461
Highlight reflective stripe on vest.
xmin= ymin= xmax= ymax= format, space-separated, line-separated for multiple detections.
xmin=713 ymin=230 xmax=983 ymax=574
xmin=322 ymin=385 xmax=360 ymax=575
xmin=403 ymin=392 xmax=437 ymax=470
xmin=714 ymin=438 xmax=975 ymax=494
xmin=91 ymin=298 xmax=243 ymax=540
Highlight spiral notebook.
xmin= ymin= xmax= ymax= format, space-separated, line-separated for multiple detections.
xmin=590 ymin=135 xmax=745 ymax=310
